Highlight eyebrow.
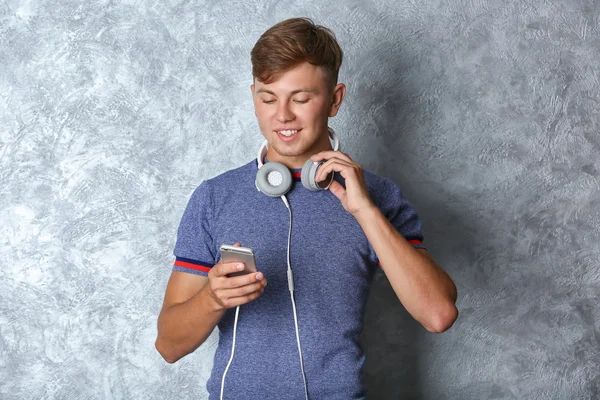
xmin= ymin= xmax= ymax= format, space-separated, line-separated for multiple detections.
xmin=256 ymin=88 xmax=319 ymax=95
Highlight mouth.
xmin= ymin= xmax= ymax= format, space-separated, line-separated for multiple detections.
xmin=276 ymin=128 xmax=302 ymax=141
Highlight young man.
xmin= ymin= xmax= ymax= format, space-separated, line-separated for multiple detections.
xmin=155 ymin=17 xmax=458 ymax=399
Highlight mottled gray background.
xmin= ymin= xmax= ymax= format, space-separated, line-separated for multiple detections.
xmin=1 ymin=0 xmax=599 ymax=399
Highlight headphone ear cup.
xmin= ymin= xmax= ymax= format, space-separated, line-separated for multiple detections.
xmin=256 ymin=162 xmax=293 ymax=197
xmin=301 ymin=159 xmax=333 ymax=191
xmin=301 ymin=159 xmax=319 ymax=191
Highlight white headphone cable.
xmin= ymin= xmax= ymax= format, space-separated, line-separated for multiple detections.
xmin=220 ymin=195 xmax=308 ymax=400
xmin=220 ymin=305 xmax=240 ymax=400
xmin=281 ymin=195 xmax=309 ymax=400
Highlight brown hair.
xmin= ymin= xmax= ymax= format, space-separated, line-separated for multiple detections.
xmin=251 ymin=17 xmax=343 ymax=89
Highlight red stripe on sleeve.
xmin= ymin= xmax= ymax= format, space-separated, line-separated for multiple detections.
xmin=174 ymin=260 xmax=211 ymax=273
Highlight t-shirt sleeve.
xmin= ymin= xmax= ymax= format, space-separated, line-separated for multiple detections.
xmin=370 ymin=177 xmax=427 ymax=267
xmin=172 ymin=181 xmax=217 ymax=276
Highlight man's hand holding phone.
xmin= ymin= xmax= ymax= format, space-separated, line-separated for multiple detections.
xmin=205 ymin=243 xmax=267 ymax=311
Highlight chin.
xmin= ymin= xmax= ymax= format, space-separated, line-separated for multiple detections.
xmin=269 ymin=142 xmax=311 ymax=158
xmin=270 ymin=146 xmax=306 ymax=158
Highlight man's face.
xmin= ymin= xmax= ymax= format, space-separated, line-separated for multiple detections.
xmin=251 ymin=62 xmax=344 ymax=167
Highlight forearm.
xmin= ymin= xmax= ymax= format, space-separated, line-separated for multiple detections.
xmin=155 ymin=286 xmax=225 ymax=363
xmin=355 ymin=206 xmax=457 ymax=332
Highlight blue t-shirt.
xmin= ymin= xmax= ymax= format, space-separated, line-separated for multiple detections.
xmin=173 ymin=158 xmax=426 ymax=399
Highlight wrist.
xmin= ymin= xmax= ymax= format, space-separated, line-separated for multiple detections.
xmin=353 ymin=203 xmax=380 ymax=223
xmin=199 ymin=284 xmax=226 ymax=313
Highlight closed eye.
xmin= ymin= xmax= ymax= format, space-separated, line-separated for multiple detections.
xmin=261 ymin=98 xmax=308 ymax=104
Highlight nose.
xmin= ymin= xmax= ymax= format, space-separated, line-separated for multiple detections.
xmin=276 ymin=101 xmax=295 ymax=123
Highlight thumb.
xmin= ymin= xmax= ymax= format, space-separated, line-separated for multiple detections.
xmin=234 ymin=242 xmax=241 ymax=247
xmin=327 ymin=180 xmax=346 ymax=200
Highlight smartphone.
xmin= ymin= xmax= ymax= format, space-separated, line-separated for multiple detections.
xmin=219 ymin=244 xmax=258 ymax=277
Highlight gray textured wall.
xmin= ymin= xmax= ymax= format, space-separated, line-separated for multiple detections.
xmin=1 ymin=0 xmax=599 ymax=398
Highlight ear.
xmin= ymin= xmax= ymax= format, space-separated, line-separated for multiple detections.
xmin=250 ymin=84 xmax=257 ymax=117
xmin=328 ymin=83 xmax=346 ymax=117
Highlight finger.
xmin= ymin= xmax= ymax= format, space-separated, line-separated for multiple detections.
xmin=215 ymin=261 xmax=246 ymax=277
xmin=315 ymin=159 xmax=353 ymax=182
xmin=226 ymin=271 xmax=265 ymax=289
xmin=221 ymin=280 xmax=265 ymax=299
xmin=327 ymin=179 xmax=346 ymax=198
xmin=221 ymin=288 xmax=264 ymax=309
xmin=310 ymin=151 xmax=353 ymax=163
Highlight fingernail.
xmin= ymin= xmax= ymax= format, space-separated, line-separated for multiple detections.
xmin=262 ymin=279 xmax=267 ymax=287
xmin=237 ymin=264 xmax=244 ymax=271
xmin=256 ymin=272 xmax=263 ymax=280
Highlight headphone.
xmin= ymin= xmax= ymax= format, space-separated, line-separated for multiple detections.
xmin=221 ymin=128 xmax=341 ymax=400
xmin=255 ymin=127 xmax=340 ymax=197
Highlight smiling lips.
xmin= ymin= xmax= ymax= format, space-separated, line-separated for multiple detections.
xmin=277 ymin=129 xmax=301 ymax=137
